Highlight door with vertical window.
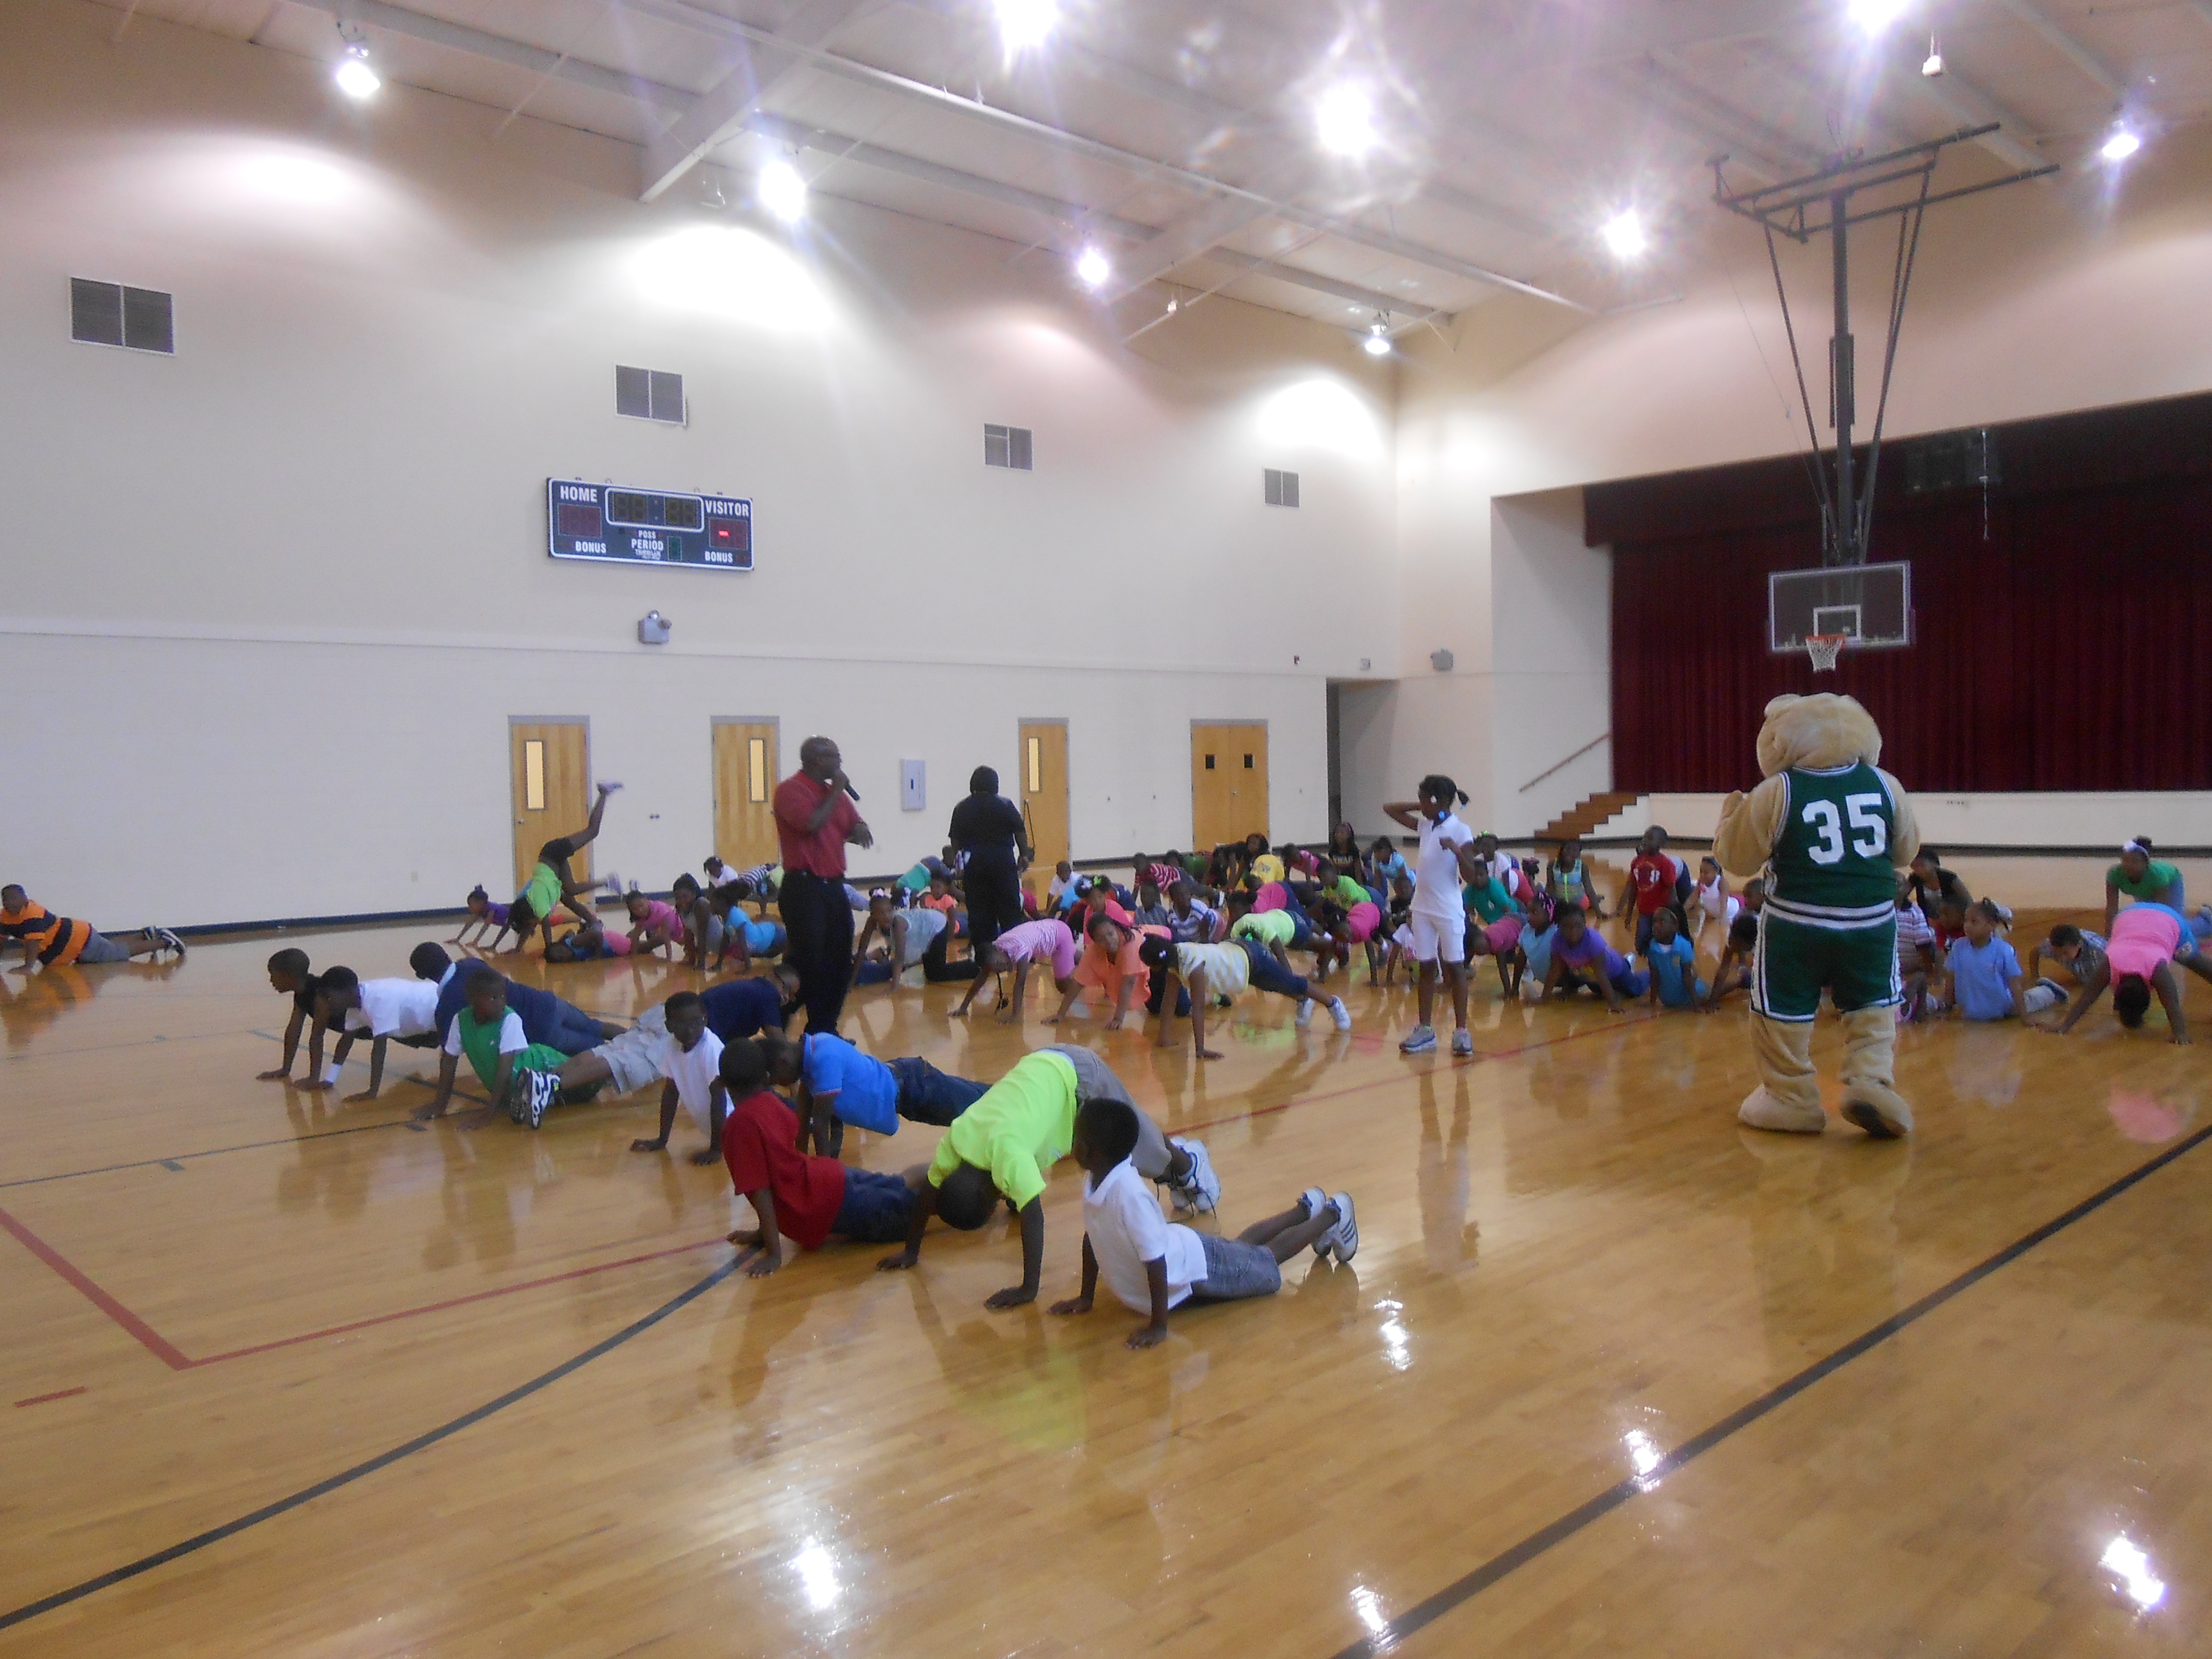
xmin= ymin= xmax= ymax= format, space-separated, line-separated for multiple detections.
xmin=510 ymin=720 xmax=591 ymax=894
xmin=712 ymin=720 xmax=781 ymax=873
xmin=1190 ymin=722 xmax=1269 ymax=855
xmin=1018 ymin=720 xmax=1069 ymax=901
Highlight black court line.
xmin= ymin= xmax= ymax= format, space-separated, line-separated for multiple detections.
xmin=0 ymin=1034 xmax=497 ymax=1190
xmin=1328 ymin=1118 xmax=2212 ymax=1659
xmin=0 ymin=1252 xmax=748 ymax=1632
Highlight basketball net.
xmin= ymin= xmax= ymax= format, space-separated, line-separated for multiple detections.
xmin=1805 ymin=634 xmax=1847 ymax=673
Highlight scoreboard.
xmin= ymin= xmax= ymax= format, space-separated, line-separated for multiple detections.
xmin=546 ymin=480 xmax=752 ymax=572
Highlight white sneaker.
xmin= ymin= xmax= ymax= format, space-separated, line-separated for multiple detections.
xmin=1323 ymin=1191 xmax=1358 ymax=1263
xmin=1300 ymin=1187 xmax=1328 ymax=1225
xmin=1294 ymin=997 xmax=1315 ymax=1028
xmin=1166 ymin=1137 xmax=1220 ymax=1215
xmin=1329 ymin=997 xmax=1351 ymax=1031
xmin=1451 ymin=1027 xmax=1474 ymax=1057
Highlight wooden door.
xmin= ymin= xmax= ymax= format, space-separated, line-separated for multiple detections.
xmin=510 ymin=721 xmax=591 ymax=894
xmin=712 ymin=720 xmax=781 ymax=873
xmin=1191 ymin=722 xmax=1269 ymax=855
xmin=1018 ymin=721 xmax=1069 ymax=901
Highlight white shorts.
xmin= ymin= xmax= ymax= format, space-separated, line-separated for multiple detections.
xmin=1407 ymin=908 xmax=1466 ymax=965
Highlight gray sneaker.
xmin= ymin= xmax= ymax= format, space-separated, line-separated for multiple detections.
xmin=1294 ymin=997 xmax=1315 ymax=1028
xmin=1399 ymin=1024 xmax=1437 ymax=1054
xmin=1451 ymin=1026 xmax=1474 ymax=1057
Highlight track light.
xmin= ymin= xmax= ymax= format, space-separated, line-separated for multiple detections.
xmin=992 ymin=0 xmax=1057 ymax=54
xmin=1316 ymin=84 xmax=1378 ymax=159
xmin=1361 ymin=316 xmax=1392 ymax=356
xmin=333 ymin=29 xmax=380 ymax=99
xmin=1073 ymin=246 xmax=1111 ymax=289
xmin=1600 ymin=209 xmax=1647 ymax=261
xmin=758 ymin=158 xmax=807 ymax=222
xmin=1848 ymin=0 xmax=1907 ymax=34
xmin=2100 ymin=125 xmax=2141 ymax=162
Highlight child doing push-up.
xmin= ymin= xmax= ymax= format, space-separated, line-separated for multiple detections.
xmin=1051 ymin=1097 xmax=1355 ymax=1350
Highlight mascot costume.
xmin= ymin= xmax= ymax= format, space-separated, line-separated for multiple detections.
xmin=1713 ymin=694 xmax=1920 ymax=1138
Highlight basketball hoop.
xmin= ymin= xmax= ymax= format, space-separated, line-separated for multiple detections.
xmin=1805 ymin=634 xmax=1848 ymax=673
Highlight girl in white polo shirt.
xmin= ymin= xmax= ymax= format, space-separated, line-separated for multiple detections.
xmin=1382 ymin=774 xmax=1481 ymax=1056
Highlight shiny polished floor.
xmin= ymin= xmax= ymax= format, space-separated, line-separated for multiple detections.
xmin=2 ymin=857 xmax=2206 ymax=1656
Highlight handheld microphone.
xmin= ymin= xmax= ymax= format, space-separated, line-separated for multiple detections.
xmin=842 ymin=781 xmax=862 ymax=802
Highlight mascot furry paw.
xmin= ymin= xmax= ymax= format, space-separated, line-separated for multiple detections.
xmin=1712 ymin=693 xmax=1921 ymax=1138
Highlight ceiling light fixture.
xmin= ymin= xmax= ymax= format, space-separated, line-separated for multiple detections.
xmin=1316 ymin=84 xmax=1378 ymax=159
xmin=1848 ymin=0 xmax=1908 ymax=34
xmin=1922 ymin=36 xmax=1944 ymax=76
xmin=2100 ymin=124 xmax=2141 ymax=162
xmin=1073 ymin=246 xmax=1111 ymax=289
xmin=1361 ymin=315 xmax=1392 ymax=356
xmin=1600 ymin=208 xmax=1647 ymax=261
xmin=992 ymin=0 xmax=1058 ymax=55
xmin=333 ymin=28 xmax=380 ymax=100
xmin=758 ymin=158 xmax=807 ymax=222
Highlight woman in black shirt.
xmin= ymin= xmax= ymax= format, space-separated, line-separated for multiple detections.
xmin=948 ymin=767 xmax=1031 ymax=956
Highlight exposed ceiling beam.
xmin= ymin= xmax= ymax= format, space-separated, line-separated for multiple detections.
xmin=745 ymin=112 xmax=1157 ymax=242
xmin=1893 ymin=49 xmax=2049 ymax=172
xmin=1735 ymin=39 xmax=1911 ymax=156
xmin=1646 ymin=45 xmax=1828 ymax=170
xmin=1610 ymin=59 xmax=1801 ymax=182
xmin=1190 ymin=247 xmax=1447 ymax=325
xmin=639 ymin=0 xmax=868 ymax=202
xmin=1102 ymin=191 xmax=1279 ymax=301
xmin=1995 ymin=0 xmax=2127 ymax=100
xmin=283 ymin=0 xmax=696 ymax=111
xmin=626 ymin=0 xmax=1583 ymax=307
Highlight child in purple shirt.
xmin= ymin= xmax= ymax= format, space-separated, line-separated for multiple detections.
xmin=1542 ymin=906 xmax=1649 ymax=1013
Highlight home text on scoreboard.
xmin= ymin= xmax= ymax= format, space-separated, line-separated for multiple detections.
xmin=546 ymin=480 xmax=752 ymax=572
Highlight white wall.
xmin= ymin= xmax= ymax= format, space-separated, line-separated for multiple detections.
xmin=0 ymin=0 xmax=1382 ymax=925
xmin=1360 ymin=123 xmax=2212 ymax=845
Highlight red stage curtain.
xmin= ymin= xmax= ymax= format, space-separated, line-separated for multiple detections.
xmin=1608 ymin=475 xmax=2212 ymax=794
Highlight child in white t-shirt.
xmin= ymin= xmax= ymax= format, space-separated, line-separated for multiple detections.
xmin=1382 ymin=774 xmax=1481 ymax=1056
xmin=1050 ymin=1098 xmax=1356 ymax=1350
xmin=630 ymin=990 xmax=727 ymax=1165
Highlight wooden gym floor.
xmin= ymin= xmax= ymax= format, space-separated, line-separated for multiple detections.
xmin=2 ymin=854 xmax=2207 ymax=1656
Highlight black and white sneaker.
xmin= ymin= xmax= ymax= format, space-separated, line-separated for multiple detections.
xmin=1165 ymin=1137 xmax=1220 ymax=1215
xmin=523 ymin=1068 xmax=560 ymax=1130
xmin=156 ymin=926 xmax=187 ymax=958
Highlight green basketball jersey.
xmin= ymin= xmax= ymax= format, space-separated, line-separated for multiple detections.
xmin=1764 ymin=762 xmax=1898 ymax=928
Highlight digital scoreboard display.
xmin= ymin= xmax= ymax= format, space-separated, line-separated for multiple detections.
xmin=546 ymin=480 xmax=752 ymax=571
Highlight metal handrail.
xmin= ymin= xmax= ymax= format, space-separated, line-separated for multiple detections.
xmin=1518 ymin=733 xmax=1610 ymax=794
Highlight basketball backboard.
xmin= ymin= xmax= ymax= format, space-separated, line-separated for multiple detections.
xmin=1768 ymin=561 xmax=1912 ymax=653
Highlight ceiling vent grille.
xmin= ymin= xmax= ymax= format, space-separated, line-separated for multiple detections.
xmin=1264 ymin=468 xmax=1300 ymax=508
xmin=984 ymin=424 xmax=1034 ymax=470
xmin=72 ymin=278 xmax=173 ymax=353
xmin=616 ymin=365 xmax=685 ymax=423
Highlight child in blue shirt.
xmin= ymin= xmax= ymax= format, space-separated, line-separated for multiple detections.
xmin=1942 ymin=899 xmax=2065 ymax=1021
xmin=1641 ymin=906 xmax=1706 ymax=1010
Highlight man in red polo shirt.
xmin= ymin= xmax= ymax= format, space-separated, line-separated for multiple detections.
xmin=773 ymin=735 xmax=874 ymax=1035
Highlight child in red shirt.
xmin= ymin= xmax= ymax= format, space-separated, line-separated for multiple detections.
xmin=1620 ymin=827 xmax=1688 ymax=957
xmin=719 ymin=1040 xmax=926 ymax=1276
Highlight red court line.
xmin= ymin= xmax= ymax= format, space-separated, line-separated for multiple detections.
xmin=13 ymin=1386 xmax=88 ymax=1408
xmin=186 ymin=1237 xmax=728 ymax=1367
xmin=0 ymin=1204 xmax=192 ymax=1371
